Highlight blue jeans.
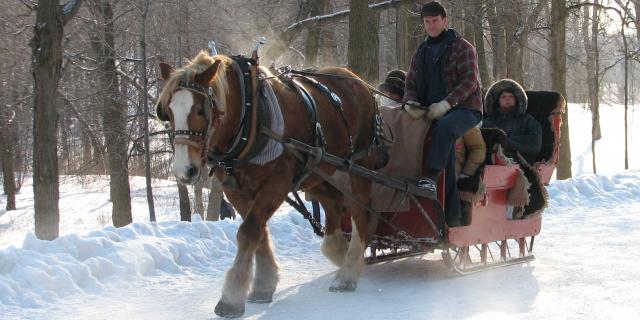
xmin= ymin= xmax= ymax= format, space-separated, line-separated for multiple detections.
xmin=426 ymin=108 xmax=481 ymax=223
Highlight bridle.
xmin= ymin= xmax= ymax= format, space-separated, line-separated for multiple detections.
xmin=168 ymin=75 xmax=224 ymax=166
xmin=162 ymin=56 xmax=260 ymax=180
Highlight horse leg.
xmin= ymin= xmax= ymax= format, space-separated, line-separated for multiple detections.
xmin=329 ymin=174 xmax=376 ymax=292
xmin=247 ymin=227 xmax=279 ymax=303
xmin=214 ymin=214 xmax=260 ymax=317
xmin=310 ymin=183 xmax=349 ymax=266
xmin=214 ymin=178 xmax=291 ymax=317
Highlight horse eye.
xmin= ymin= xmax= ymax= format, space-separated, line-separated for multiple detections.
xmin=197 ymin=107 xmax=206 ymax=116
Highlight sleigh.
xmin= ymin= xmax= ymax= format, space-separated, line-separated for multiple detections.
xmin=290 ymin=90 xmax=564 ymax=275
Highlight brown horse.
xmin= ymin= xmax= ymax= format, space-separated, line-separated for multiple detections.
xmin=156 ymin=51 xmax=379 ymax=317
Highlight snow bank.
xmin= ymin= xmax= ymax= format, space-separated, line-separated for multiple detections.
xmin=547 ymin=171 xmax=640 ymax=211
xmin=0 ymin=208 xmax=320 ymax=308
xmin=0 ymin=217 xmax=239 ymax=307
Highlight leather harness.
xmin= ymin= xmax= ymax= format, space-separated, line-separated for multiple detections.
xmin=168 ymin=56 xmax=386 ymax=191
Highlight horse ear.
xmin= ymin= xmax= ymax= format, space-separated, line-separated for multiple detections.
xmin=195 ymin=60 xmax=222 ymax=85
xmin=156 ymin=102 xmax=170 ymax=122
xmin=159 ymin=62 xmax=174 ymax=81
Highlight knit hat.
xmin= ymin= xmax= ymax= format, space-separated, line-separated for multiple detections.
xmin=378 ymin=76 xmax=405 ymax=98
xmin=385 ymin=69 xmax=406 ymax=82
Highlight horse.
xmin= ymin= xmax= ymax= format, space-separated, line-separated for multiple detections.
xmin=156 ymin=51 xmax=380 ymax=317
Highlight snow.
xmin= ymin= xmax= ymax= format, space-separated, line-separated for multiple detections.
xmin=1 ymin=103 xmax=639 ymax=319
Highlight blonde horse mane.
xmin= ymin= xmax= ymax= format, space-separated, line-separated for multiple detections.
xmin=157 ymin=50 xmax=231 ymax=114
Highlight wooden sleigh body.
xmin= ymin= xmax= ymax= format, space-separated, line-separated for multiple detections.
xmin=328 ymin=90 xmax=565 ymax=274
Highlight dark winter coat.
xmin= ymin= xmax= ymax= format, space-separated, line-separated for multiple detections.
xmin=482 ymin=79 xmax=542 ymax=165
xmin=403 ymin=29 xmax=483 ymax=114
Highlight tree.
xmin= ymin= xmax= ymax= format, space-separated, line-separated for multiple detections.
xmin=348 ymin=0 xmax=373 ymax=81
xmin=0 ymin=129 xmax=16 ymax=210
xmin=178 ymin=183 xmax=191 ymax=221
xmin=139 ymin=0 xmax=155 ymax=222
xmin=304 ymin=0 xmax=330 ymax=67
xmin=488 ymin=0 xmax=507 ymax=80
xmin=31 ymin=0 xmax=82 ymax=240
xmin=469 ymin=0 xmax=493 ymax=86
xmin=89 ymin=0 xmax=132 ymax=227
xmin=206 ymin=177 xmax=224 ymax=221
xmin=551 ymin=0 xmax=572 ymax=180
xmin=395 ymin=1 xmax=421 ymax=70
xmin=582 ymin=2 xmax=601 ymax=173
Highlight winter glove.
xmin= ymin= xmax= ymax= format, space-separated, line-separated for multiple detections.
xmin=457 ymin=174 xmax=480 ymax=192
xmin=426 ymin=100 xmax=451 ymax=120
xmin=403 ymin=100 xmax=426 ymax=119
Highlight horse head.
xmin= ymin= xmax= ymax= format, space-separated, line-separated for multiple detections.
xmin=156 ymin=52 xmax=229 ymax=185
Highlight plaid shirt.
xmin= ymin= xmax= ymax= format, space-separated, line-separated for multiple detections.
xmin=404 ymin=30 xmax=483 ymax=114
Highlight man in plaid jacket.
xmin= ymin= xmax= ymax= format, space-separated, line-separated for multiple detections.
xmin=403 ymin=1 xmax=483 ymax=227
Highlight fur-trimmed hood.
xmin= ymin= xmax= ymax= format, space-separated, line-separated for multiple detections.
xmin=484 ymin=79 xmax=528 ymax=116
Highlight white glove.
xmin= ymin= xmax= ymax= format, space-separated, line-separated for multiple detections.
xmin=403 ymin=100 xmax=426 ymax=119
xmin=426 ymin=100 xmax=452 ymax=120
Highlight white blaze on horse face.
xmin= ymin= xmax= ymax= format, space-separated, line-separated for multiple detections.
xmin=169 ymin=90 xmax=197 ymax=181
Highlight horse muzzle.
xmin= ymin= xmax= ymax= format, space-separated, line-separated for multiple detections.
xmin=173 ymin=163 xmax=201 ymax=185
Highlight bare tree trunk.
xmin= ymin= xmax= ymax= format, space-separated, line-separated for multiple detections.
xmin=582 ymin=3 xmax=601 ymax=174
xmin=206 ymin=176 xmax=223 ymax=221
xmin=178 ymin=183 xmax=191 ymax=221
xmin=174 ymin=1 xmax=191 ymax=221
xmin=488 ymin=0 xmax=507 ymax=80
xmin=66 ymin=99 xmax=104 ymax=174
xmin=32 ymin=1 xmax=63 ymax=240
xmin=462 ymin=1 xmax=475 ymax=41
xmin=58 ymin=109 xmax=71 ymax=172
xmin=551 ymin=0 xmax=572 ymax=180
xmin=503 ymin=0 xmax=524 ymax=84
xmin=194 ymin=177 xmax=205 ymax=219
xmin=632 ymin=0 xmax=640 ymax=44
xmin=470 ymin=0 xmax=492 ymax=86
xmin=31 ymin=0 xmax=82 ymax=240
xmin=81 ymin=132 xmax=92 ymax=171
xmin=140 ymin=0 xmax=155 ymax=222
xmin=0 ymin=130 xmax=16 ymax=210
xmin=395 ymin=1 xmax=421 ymax=70
xmin=447 ymin=0 xmax=464 ymax=32
xmin=265 ymin=0 xmax=414 ymax=62
xmin=622 ymin=8 xmax=630 ymax=170
xmin=304 ymin=0 xmax=329 ymax=67
xmin=90 ymin=0 xmax=132 ymax=227
xmin=348 ymin=0 xmax=371 ymax=80
xmin=366 ymin=10 xmax=381 ymax=83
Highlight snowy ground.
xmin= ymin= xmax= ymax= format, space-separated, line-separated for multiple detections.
xmin=0 ymin=103 xmax=639 ymax=319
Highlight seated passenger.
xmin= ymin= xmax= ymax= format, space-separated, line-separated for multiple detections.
xmin=377 ymin=69 xmax=406 ymax=107
xmin=455 ymin=125 xmax=485 ymax=225
xmin=455 ymin=125 xmax=485 ymax=179
xmin=482 ymin=79 xmax=542 ymax=165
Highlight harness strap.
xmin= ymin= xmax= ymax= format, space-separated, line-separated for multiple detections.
xmin=208 ymin=55 xmax=269 ymax=171
xmin=278 ymin=76 xmax=327 ymax=190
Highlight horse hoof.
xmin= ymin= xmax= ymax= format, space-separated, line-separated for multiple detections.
xmin=329 ymin=278 xmax=357 ymax=292
xmin=247 ymin=291 xmax=274 ymax=304
xmin=214 ymin=300 xmax=245 ymax=318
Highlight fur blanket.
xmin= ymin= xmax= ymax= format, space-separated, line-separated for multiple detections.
xmin=371 ymin=106 xmax=430 ymax=212
xmin=458 ymin=128 xmax=547 ymax=218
